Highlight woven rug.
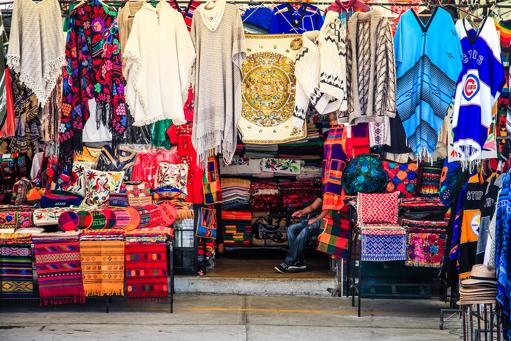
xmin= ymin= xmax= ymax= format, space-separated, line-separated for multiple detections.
xmin=361 ymin=232 xmax=407 ymax=262
xmin=0 ymin=239 xmax=33 ymax=298
xmin=316 ymin=208 xmax=349 ymax=259
xmin=33 ymin=235 xmax=85 ymax=305
xmin=125 ymin=241 xmax=168 ymax=298
xmin=80 ymin=240 xmax=125 ymax=296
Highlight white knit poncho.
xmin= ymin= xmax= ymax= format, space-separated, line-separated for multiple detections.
xmin=191 ymin=1 xmax=246 ymax=167
xmin=124 ymin=1 xmax=195 ymax=126
xmin=7 ymin=0 xmax=65 ymax=106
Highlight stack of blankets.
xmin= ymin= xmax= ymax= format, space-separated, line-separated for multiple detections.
xmin=244 ymin=144 xmax=278 ymax=158
xmin=221 ymin=178 xmax=251 ymax=210
xmin=221 ymin=211 xmax=253 ymax=246
xmin=278 ymin=124 xmax=323 ymax=160
xmin=250 ymin=181 xmax=280 ymax=211
xmin=279 ymin=180 xmax=321 ymax=212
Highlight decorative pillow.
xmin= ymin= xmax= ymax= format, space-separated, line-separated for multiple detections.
xmin=0 ymin=211 xmax=17 ymax=230
xmin=16 ymin=210 xmax=34 ymax=228
xmin=84 ymin=169 xmax=124 ymax=207
xmin=342 ymin=154 xmax=387 ymax=195
xmin=58 ymin=211 xmax=80 ymax=231
xmin=33 ymin=207 xmax=71 ymax=226
xmin=40 ymin=190 xmax=83 ymax=208
xmin=357 ymin=192 xmax=399 ymax=225
xmin=418 ymin=160 xmax=443 ymax=198
xmin=126 ymin=181 xmax=152 ymax=206
xmin=381 ymin=161 xmax=418 ymax=198
xmin=109 ymin=193 xmax=129 ymax=207
xmin=56 ymin=161 xmax=94 ymax=196
xmin=155 ymin=162 xmax=188 ymax=194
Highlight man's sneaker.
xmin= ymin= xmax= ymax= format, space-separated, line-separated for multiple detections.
xmin=275 ymin=262 xmax=290 ymax=273
xmin=288 ymin=263 xmax=307 ymax=272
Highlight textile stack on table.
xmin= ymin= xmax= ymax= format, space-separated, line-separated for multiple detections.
xmin=279 ymin=179 xmax=321 ymax=212
xmin=250 ymin=181 xmax=280 ymax=212
xmin=220 ymin=178 xmax=251 ymax=210
xmin=0 ymin=232 xmax=33 ymax=299
xmin=221 ymin=211 xmax=253 ymax=246
xmin=32 ymin=232 xmax=86 ymax=305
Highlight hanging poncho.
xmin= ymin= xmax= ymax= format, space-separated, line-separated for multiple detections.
xmin=394 ymin=8 xmax=462 ymax=159
xmin=124 ymin=1 xmax=195 ymax=126
xmin=59 ymin=0 xmax=127 ymax=171
xmin=453 ymin=18 xmax=505 ymax=168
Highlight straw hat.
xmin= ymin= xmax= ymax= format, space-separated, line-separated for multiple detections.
xmin=458 ymin=265 xmax=497 ymax=305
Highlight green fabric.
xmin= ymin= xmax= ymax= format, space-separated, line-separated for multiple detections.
xmin=151 ymin=119 xmax=172 ymax=149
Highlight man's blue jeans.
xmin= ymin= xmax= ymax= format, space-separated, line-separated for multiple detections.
xmin=284 ymin=218 xmax=322 ymax=265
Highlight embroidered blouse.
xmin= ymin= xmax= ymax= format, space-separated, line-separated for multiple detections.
xmin=59 ymin=0 xmax=127 ymax=170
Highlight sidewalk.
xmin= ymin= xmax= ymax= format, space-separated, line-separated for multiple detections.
xmin=0 ymin=294 xmax=460 ymax=340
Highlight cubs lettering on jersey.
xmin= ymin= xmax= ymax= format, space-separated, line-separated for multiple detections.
xmin=462 ymin=73 xmax=480 ymax=101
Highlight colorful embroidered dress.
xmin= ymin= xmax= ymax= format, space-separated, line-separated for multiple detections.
xmin=395 ymin=8 xmax=462 ymax=159
xmin=59 ymin=0 xmax=127 ymax=171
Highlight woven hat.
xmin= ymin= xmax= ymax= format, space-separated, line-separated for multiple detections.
xmin=159 ymin=202 xmax=177 ymax=226
xmin=76 ymin=210 xmax=93 ymax=229
xmin=124 ymin=207 xmax=140 ymax=231
xmin=89 ymin=211 xmax=107 ymax=230
xmin=58 ymin=211 xmax=79 ymax=231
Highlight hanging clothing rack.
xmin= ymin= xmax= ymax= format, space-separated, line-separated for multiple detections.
xmin=0 ymin=0 xmax=504 ymax=7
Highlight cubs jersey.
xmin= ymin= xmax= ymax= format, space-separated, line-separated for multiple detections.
xmin=452 ymin=18 xmax=505 ymax=165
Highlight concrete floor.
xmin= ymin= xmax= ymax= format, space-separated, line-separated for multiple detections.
xmin=0 ymin=295 xmax=460 ymax=341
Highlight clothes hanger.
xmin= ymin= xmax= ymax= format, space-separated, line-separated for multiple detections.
xmin=205 ymin=0 xmax=218 ymax=10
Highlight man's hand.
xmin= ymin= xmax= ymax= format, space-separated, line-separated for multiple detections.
xmin=292 ymin=209 xmax=306 ymax=218
xmin=307 ymin=217 xmax=318 ymax=225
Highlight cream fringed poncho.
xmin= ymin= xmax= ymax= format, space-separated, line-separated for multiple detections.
xmin=124 ymin=1 xmax=195 ymax=126
xmin=7 ymin=0 xmax=65 ymax=106
xmin=191 ymin=2 xmax=246 ymax=167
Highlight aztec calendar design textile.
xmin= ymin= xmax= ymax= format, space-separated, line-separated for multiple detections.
xmin=239 ymin=34 xmax=306 ymax=144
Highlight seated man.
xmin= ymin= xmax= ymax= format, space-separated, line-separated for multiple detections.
xmin=275 ymin=197 xmax=327 ymax=273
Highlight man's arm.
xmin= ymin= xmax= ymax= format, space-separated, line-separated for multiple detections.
xmin=308 ymin=209 xmax=328 ymax=225
xmin=291 ymin=198 xmax=323 ymax=218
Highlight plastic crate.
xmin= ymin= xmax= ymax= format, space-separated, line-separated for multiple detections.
xmin=173 ymin=247 xmax=197 ymax=275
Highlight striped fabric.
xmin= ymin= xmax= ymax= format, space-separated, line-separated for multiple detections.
xmin=169 ymin=0 xmax=201 ymax=31
xmin=322 ymin=127 xmax=350 ymax=210
xmin=0 ymin=234 xmax=33 ymax=298
xmin=221 ymin=178 xmax=251 ymax=209
xmin=221 ymin=211 xmax=253 ymax=246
